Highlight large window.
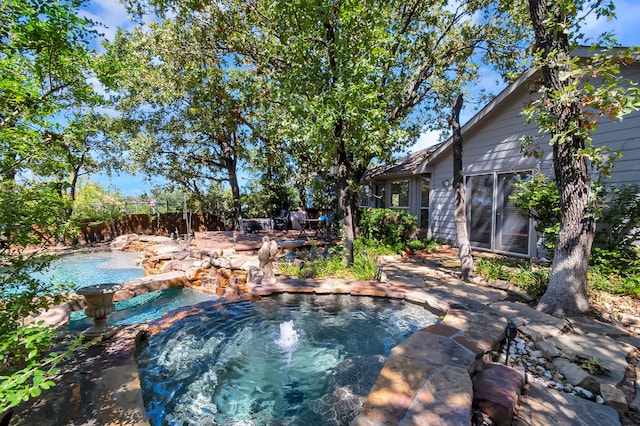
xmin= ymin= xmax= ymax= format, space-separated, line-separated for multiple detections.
xmin=496 ymin=173 xmax=530 ymax=254
xmin=467 ymin=174 xmax=494 ymax=249
xmin=420 ymin=176 xmax=430 ymax=231
xmin=390 ymin=180 xmax=409 ymax=209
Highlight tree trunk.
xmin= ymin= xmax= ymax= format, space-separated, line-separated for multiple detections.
xmin=450 ymin=94 xmax=473 ymax=281
xmin=225 ymin=138 xmax=242 ymax=229
xmin=338 ymin=177 xmax=355 ymax=265
xmin=529 ymin=0 xmax=594 ymax=316
xmin=336 ymin=133 xmax=356 ymax=265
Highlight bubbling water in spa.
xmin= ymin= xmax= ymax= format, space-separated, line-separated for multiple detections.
xmin=137 ymin=293 xmax=438 ymax=425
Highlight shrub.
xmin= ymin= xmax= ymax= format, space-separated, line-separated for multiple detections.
xmin=276 ymin=238 xmax=387 ymax=280
xmin=474 ymin=257 xmax=512 ymax=282
xmin=358 ymin=208 xmax=417 ymax=251
xmin=594 ymin=184 xmax=640 ymax=252
xmin=474 ymin=257 xmax=549 ymax=298
xmin=511 ymin=265 xmax=550 ymax=298
xmin=510 ymin=171 xmax=560 ymax=256
xmin=405 ymin=239 xmax=438 ymax=254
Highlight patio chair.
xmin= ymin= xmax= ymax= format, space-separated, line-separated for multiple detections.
xmin=319 ymin=211 xmax=335 ymax=241
xmin=274 ymin=209 xmax=290 ymax=231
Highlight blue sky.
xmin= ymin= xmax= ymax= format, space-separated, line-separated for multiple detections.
xmin=81 ymin=0 xmax=640 ymax=195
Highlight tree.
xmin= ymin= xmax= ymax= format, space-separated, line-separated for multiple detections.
xmin=0 ymin=0 xmax=99 ymax=417
xmin=1 ymin=0 xmax=100 ymax=182
xmin=525 ymin=0 xmax=640 ymax=316
xmin=450 ymin=94 xmax=474 ymax=281
xmin=99 ymin=19 xmax=261 ymax=227
xmin=132 ymin=0 xmax=527 ymax=264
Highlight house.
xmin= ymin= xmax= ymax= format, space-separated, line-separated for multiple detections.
xmin=363 ymin=48 xmax=640 ymax=258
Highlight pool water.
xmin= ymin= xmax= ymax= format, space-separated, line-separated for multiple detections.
xmin=32 ymin=250 xmax=145 ymax=287
xmin=137 ymin=294 xmax=438 ymax=425
xmin=69 ymin=287 xmax=216 ymax=329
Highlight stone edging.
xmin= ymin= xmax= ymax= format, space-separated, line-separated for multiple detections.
xmin=242 ymin=275 xmax=511 ymax=425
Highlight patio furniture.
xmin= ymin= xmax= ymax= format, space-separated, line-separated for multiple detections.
xmin=289 ymin=210 xmax=308 ymax=230
xmin=298 ymin=218 xmax=322 ymax=240
xmin=318 ymin=211 xmax=335 ymax=241
xmin=239 ymin=218 xmax=274 ymax=232
xmin=274 ymin=209 xmax=290 ymax=231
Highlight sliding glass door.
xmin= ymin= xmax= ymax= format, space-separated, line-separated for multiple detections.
xmin=467 ymin=174 xmax=493 ymax=249
xmin=495 ymin=173 xmax=530 ymax=254
xmin=466 ymin=172 xmax=530 ymax=255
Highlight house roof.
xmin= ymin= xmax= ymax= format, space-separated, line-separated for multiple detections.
xmin=364 ymin=142 xmax=443 ymax=180
xmin=371 ymin=46 xmax=639 ymax=178
xmin=414 ymin=66 xmax=538 ymax=174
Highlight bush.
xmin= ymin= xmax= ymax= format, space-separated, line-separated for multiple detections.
xmin=474 ymin=257 xmax=549 ymax=298
xmin=405 ymin=239 xmax=438 ymax=254
xmin=510 ymin=171 xmax=560 ymax=256
xmin=358 ymin=208 xmax=417 ymax=251
xmin=276 ymin=238 xmax=387 ymax=280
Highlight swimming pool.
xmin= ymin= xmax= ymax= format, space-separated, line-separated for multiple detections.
xmin=32 ymin=250 xmax=145 ymax=287
xmin=41 ymin=251 xmax=218 ymax=328
xmin=68 ymin=286 xmax=216 ymax=329
xmin=137 ymin=294 xmax=438 ymax=425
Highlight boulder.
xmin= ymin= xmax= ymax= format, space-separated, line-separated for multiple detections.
xmin=600 ymin=383 xmax=628 ymax=415
xmin=472 ymin=363 xmax=525 ymax=425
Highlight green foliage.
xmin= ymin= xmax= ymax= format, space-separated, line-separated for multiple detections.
xmin=71 ymin=181 xmax=125 ymax=222
xmin=575 ymin=356 xmax=609 ymax=376
xmin=99 ymin=18 xmax=258 ymax=221
xmin=0 ymin=324 xmax=82 ymax=414
xmin=512 ymin=174 xmax=640 ymax=265
xmin=589 ymin=270 xmax=640 ymax=297
xmin=0 ymin=0 xmax=99 ymax=409
xmin=405 ymin=239 xmax=438 ymax=254
xmin=510 ymin=264 xmax=550 ymax=298
xmin=587 ymin=184 xmax=640 ymax=293
xmin=474 ymin=257 xmax=513 ymax=282
xmin=277 ymin=238 xmax=384 ymax=280
xmin=474 ymin=257 xmax=549 ymax=298
xmin=474 ymin=254 xmax=640 ymax=299
xmin=510 ymin=170 xmax=560 ymax=255
xmin=594 ymin=184 xmax=640 ymax=252
xmin=124 ymin=0 xmax=528 ymax=264
xmin=588 ymin=250 xmax=640 ymax=297
xmin=242 ymin=179 xmax=299 ymax=218
xmin=359 ymin=208 xmax=417 ymax=251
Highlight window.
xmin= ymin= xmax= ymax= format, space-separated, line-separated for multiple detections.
xmin=467 ymin=174 xmax=494 ymax=249
xmin=466 ymin=172 xmax=531 ymax=255
xmin=360 ymin=185 xmax=372 ymax=207
xmin=376 ymin=184 xmax=386 ymax=208
xmin=390 ymin=180 xmax=409 ymax=209
xmin=420 ymin=176 xmax=430 ymax=231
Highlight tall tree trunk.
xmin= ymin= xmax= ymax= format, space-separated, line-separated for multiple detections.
xmin=225 ymin=137 xmax=242 ymax=229
xmin=336 ymin=135 xmax=355 ymax=265
xmin=529 ymin=0 xmax=593 ymax=316
xmin=450 ymin=94 xmax=473 ymax=281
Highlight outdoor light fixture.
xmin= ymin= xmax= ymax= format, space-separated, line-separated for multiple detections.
xmin=504 ymin=319 xmax=518 ymax=366
xmin=442 ymin=179 xmax=451 ymax=188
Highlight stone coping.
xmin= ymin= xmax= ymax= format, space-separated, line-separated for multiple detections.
xmin=245 ymin=276 xmax=508 ymax=425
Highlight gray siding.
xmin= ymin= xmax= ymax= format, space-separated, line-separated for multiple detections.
xmin=427 ymin=61 xmax=640 ymax=254
xmin=368 ymin=62 xmax=640 ymax=256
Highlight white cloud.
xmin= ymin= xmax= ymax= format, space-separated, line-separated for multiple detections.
xmin=80 ymin=0 xmax=136 ymax=51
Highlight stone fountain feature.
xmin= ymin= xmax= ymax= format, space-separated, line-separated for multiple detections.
xmin=76 ymin=283 xmax=122 ymax=339
xmin=276 ymin=239 xmax=305 ymax=262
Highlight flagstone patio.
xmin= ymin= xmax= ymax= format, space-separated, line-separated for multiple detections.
xmin=7 ymin=232 xmax=640 ymax=425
